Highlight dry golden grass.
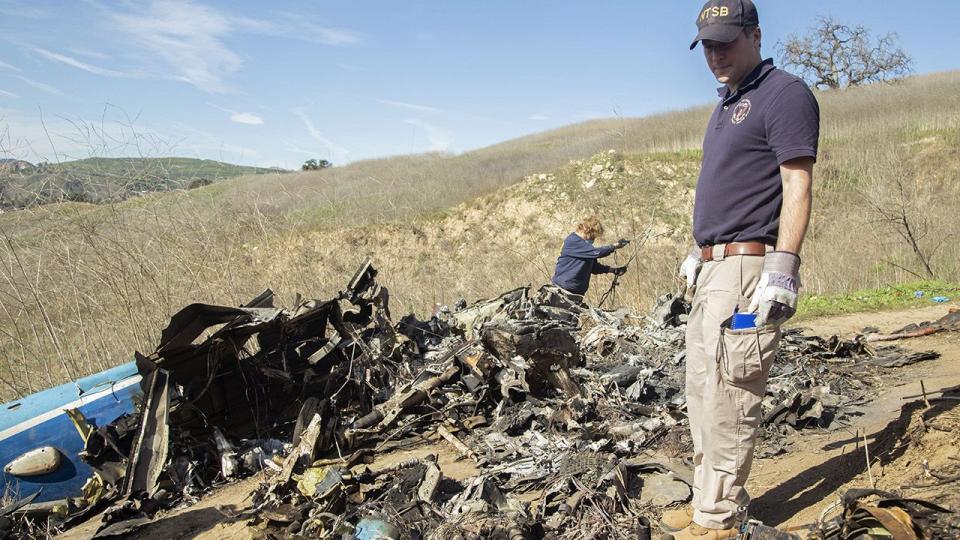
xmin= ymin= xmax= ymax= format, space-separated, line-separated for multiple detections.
xmin=1 ymin=70 xmax=959 ymax=401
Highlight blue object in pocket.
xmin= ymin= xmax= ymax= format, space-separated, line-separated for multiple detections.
xmin=731 ymin=312 xmax=757 ymax=330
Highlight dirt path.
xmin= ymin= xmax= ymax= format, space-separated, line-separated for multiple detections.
xmin=793 ymin=304 xmax=952 ymax=337
xmin=57 ymin=304 xmax=960 ymax=538
xmin=750 ymin=304 xmax=960 ymax=529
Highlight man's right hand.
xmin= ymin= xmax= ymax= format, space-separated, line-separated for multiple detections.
xmin=678 ymin=246 xmax=702 ymax=289
xmin=615 ymin=238 xmax=631 ymax=249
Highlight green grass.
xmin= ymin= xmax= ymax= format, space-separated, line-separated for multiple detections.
xmin=796 ymin=280 xmax=960 ymax=320
xmin=49 ymin=157 xmax=282 ymax=178
xmin=1 ymin=157 xmax=287 ymax=208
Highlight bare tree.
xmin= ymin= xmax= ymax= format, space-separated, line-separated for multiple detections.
xmin=860 ymin=153 xmax=946 ymax=280
xmin=778 ymin=16 xmax=913 ymax=89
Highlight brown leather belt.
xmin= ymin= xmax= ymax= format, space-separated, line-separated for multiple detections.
xmin=701 ymin=242 xmax=769 ymax=261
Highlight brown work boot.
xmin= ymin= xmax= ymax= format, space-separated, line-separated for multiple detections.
xmin=670 ymin=523 xmax=738 ymax=540
xmin=659 ymin=506 xmax=694 ymax=532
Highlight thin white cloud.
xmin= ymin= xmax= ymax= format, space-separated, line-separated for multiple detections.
xmin=529 ymin=114 xmax=550 ymax=121
xmin=317 ymin=28 xmax=360 ymax=45
xmin=404 ymin=119 xmax=452 ymax=152
xmin=376 ymin=99 xmax=444 ymax=114
xmin=0 ymin=59 xmax=21 ymax=72
xmin=0 ymin=89 xmax=18 ymax=98
xmin=298 ymin=24 xmax=359 ymax=46
xmin=236 ymin=15 xmax=360 ymax=46
xmin=381 ymin=99 xmax=500 ymax=125
xmin=293 ymin=109 xmax=349 ymax=159
xmin=64 ymin=2 xmax=358 ymax=94
xmin=230 ymin=112 xmax=264 ymax=125
xmin=210 ymin=104 xmax=265 ymax=125
xmin=109 ymin=0 xmax=242 ymax=93
xmin=284 ymin=144 xmax=319 ymax=157
xmin=66 ymin=47 xmax=110 ymax=60
xmin=34 ymin=48 xmax=136 ymax=78
xmin=15 ymin=76 xmax=64 ymax=96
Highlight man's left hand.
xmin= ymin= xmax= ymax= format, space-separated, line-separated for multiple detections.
xmin=615 ymin=238 xmax=630 ymax=249
xmin=610 ymin=266 xmax=628 ymax=276
xmin=748 ymin=251 xmax=801 ymax=326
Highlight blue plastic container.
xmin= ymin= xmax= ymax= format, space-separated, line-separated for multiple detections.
xmin=354 ymin=517 xmax=400 ymax=540
xmin=731 ymin=312 xmax=757 ymax=330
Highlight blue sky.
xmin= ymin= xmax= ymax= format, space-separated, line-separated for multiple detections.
xmin=1 ymin=0 xmax=957 ymax=170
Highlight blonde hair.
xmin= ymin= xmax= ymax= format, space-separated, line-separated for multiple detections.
xmin=575 ymin=216 xmax=604 ymax=241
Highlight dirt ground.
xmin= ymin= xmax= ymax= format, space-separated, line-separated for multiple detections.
xmin=56 ymin=304 xmax=960 ymax=539
xmin=57 ymin=441 xmax=480 ymax=540
xmin=752 ymin=304 xmax=960 ymax=531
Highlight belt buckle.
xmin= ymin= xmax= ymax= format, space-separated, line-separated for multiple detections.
xmin=711 ymin=244 xmax=726 ymax=262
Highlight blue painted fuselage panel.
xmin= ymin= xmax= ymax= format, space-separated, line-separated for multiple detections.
xmin=0 ymin=379 xmax=141 ymax=502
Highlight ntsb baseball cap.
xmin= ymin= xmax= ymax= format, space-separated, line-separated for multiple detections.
xmin=690 ymin=0 xmax=759 ymax=50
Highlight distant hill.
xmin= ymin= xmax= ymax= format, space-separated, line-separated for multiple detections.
xmin=0 ymin=159 xmax=36 ymax=176
xmin=0 ymin=157 xmax=287 ymax=208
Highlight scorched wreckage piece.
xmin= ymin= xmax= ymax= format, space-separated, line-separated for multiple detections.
xmin=1 ymin=261 xmax=951 ymax=539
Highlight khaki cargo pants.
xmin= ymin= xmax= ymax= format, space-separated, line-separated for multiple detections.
xmin=685 ymin=251 xmax=780 ymax=529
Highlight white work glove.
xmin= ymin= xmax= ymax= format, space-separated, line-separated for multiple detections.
xmin=748 ymin=251 xmax=801 ymax=326
xmin=678 ymin=246 xmax=703 ymax=289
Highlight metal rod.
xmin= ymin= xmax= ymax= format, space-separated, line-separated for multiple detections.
xmin=862 ymin=428 xmax=875 ymax=489
xmin=900 ymin=386 xmax=955 ymax=400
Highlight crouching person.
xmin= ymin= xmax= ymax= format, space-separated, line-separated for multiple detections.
xmin=551 ymin=216 xmax=628 ymax=297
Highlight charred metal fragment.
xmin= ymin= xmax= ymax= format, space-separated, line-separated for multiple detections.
xmin=33 ymin=260 xmax=954 ymax=540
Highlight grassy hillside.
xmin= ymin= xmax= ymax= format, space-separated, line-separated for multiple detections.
xmin=1 ymin=70 xmax=959 ymax=401
xmin=0 ymin=157 xmax=285 ymax=208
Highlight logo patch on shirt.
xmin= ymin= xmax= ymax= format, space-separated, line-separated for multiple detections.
xmin=731 ymin=99 xmax=752 ymax=125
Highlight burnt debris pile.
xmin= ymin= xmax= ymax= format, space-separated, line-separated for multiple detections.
xmin=36 ymin=262 xmax=944 ymax=538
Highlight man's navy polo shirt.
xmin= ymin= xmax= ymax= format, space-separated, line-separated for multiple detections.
xmin=693 ymin=58 xmax=820 ymax=247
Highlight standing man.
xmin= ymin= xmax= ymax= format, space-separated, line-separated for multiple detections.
xmin=663 ymin=1 xmax=819 ymax=538
xmin=551 ymin=216 xmax=628 ymax=296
